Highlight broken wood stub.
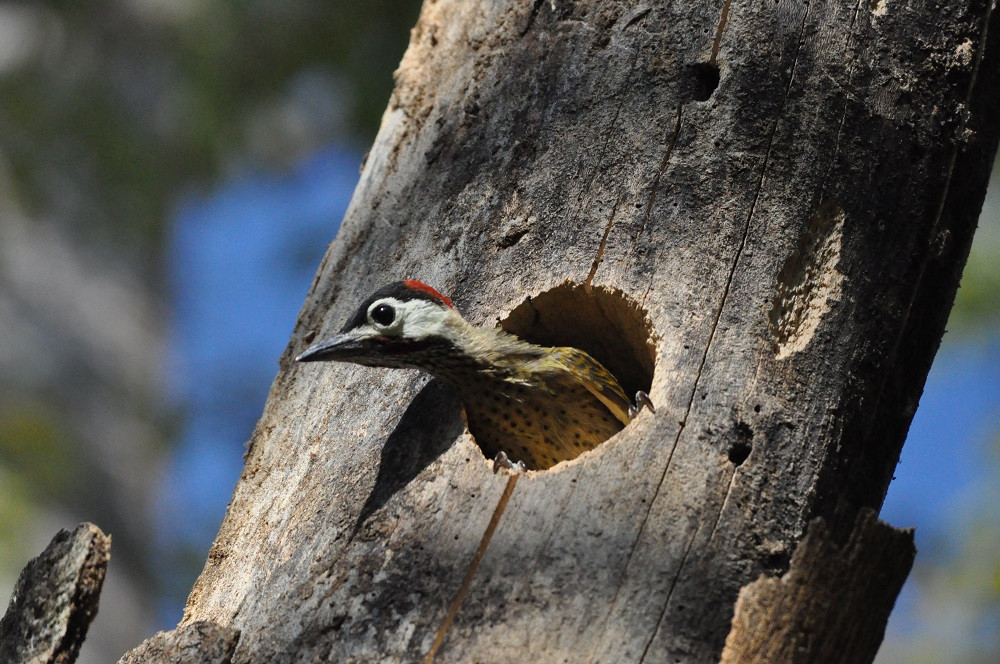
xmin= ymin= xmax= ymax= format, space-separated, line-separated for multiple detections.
xmin=721 ymin=509 xmax=916 ymax=664
xmin=117 ymin=620 xmax=241 ymax=664
xmin=0 ymin=522 xmax=110 ymax=664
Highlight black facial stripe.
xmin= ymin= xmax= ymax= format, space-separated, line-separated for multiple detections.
xmin=339 ymin=281 xmax=449 ymax=333
xmin=375 ymin=335 xmax=457 ymax=355
xmin=340 ymin=300 xmax=373 ymax=333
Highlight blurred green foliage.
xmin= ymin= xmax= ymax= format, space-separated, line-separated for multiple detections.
xmin=0 ymin=399 xmax=79 ymax=576
xmin=0 ymin=468 xmax=38 ymax=573
xmin=0 ymin=400 xmax=74 ymax=497
xmin=0 ymin=0 xmax=421 ymax=252
xmin=950 ymin=202 xmax=1000 ymax=337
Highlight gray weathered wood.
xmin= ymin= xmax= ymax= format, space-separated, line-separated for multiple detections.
xmin=0 ymin=523 xmax=110 ymax=664
xmin=123 ymin=0 xmax=1000 ymax=661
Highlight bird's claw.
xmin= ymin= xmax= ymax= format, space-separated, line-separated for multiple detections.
xmin=493 ymin=451 xmax=527 ymax=474
xmin=627 ymin=390 xmax=656 ymax=419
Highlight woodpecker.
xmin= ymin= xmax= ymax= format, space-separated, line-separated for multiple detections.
xmin=296 ymin=280 xmax=653 ymax=471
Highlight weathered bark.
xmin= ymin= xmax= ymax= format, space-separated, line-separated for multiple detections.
xmin=0 ymin=523 xmax=109 ymax=664
xmin=125 ymin=0 xmax=999 ymax=662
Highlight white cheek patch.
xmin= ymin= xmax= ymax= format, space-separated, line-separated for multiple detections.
xmin=396 ymin=299 xmax=450 ymax=339
xmin=367 ymin=298 xmax=450 ymax=339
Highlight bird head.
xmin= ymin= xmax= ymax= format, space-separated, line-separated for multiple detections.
xmin=296 ymin=280 xmax=464 ymax=370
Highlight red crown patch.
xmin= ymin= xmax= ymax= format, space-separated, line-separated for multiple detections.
xmin=403 ymin=280 xmax=454 ymax=309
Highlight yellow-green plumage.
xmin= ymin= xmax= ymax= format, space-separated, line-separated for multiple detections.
xmin=427 ymin=325 xmax=633 ymax=470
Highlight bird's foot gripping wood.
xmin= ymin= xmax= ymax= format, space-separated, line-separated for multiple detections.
xmin=492 ymin=451 xmax=527 ymax=474
xmin=627 ymin=391 xmax=656 ymax=420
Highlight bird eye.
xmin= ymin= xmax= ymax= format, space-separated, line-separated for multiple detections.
xmin=371 ymin=303 xmax=396 ymax=326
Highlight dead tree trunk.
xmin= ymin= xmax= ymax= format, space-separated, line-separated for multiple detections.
xmin=124 ymin=1 xmax=999 ymax=662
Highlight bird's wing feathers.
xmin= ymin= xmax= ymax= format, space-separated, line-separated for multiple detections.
xmin=547 ymin=347 xmax=633 ymax=425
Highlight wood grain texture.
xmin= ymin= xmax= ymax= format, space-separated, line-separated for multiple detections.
xmin=0 ymin=523 xmax=110 ymax=664
xmin=122 ymin=0 xmax=1000 ymax=662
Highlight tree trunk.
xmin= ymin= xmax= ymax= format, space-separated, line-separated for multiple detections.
xmin=124 ymin=0 xmax=1000 ymax=662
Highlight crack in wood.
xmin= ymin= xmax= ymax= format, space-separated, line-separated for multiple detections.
xmin=595 ymin=48 xmax=641 ymax=177
xmin=566 ymin=34 xmax=643 ymax=290
xmin=638 ymin=521 xmax=705 ymax=663
xmin=706 ymin=462 xmax=744 ymax=545
xmin=585 ymin=195 xmax=623 ymax=289
xmin=572 ymin=44 xmax=644 ymax=229
xmin=640 ymin=279 xmax=654 ymax=310
xmin=823 ymin=0 xmax=869 ymax=186
xmin=520 ymin=0 xmax=547 ymax=38
xmin=847 ymin=0 xmax=863 ymax=37
xmin=710 ymin=0 xmax=734 ymax=66
xmin=424 ymin=474 xmax=520 ymax=663
xmin=624 ymin=7 xmax=652 ymax=30
xmin=637 ymin=106 xmax=683 ymax=238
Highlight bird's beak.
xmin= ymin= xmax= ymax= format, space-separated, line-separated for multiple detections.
xmin=295 ymin=332 xmax=369 ymax=363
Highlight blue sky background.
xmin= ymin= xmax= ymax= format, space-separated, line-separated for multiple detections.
xmin=881 ymin=341 xmax=1000 ymax=532
xmin=157 ymin=145 xmax=360 ymax=612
